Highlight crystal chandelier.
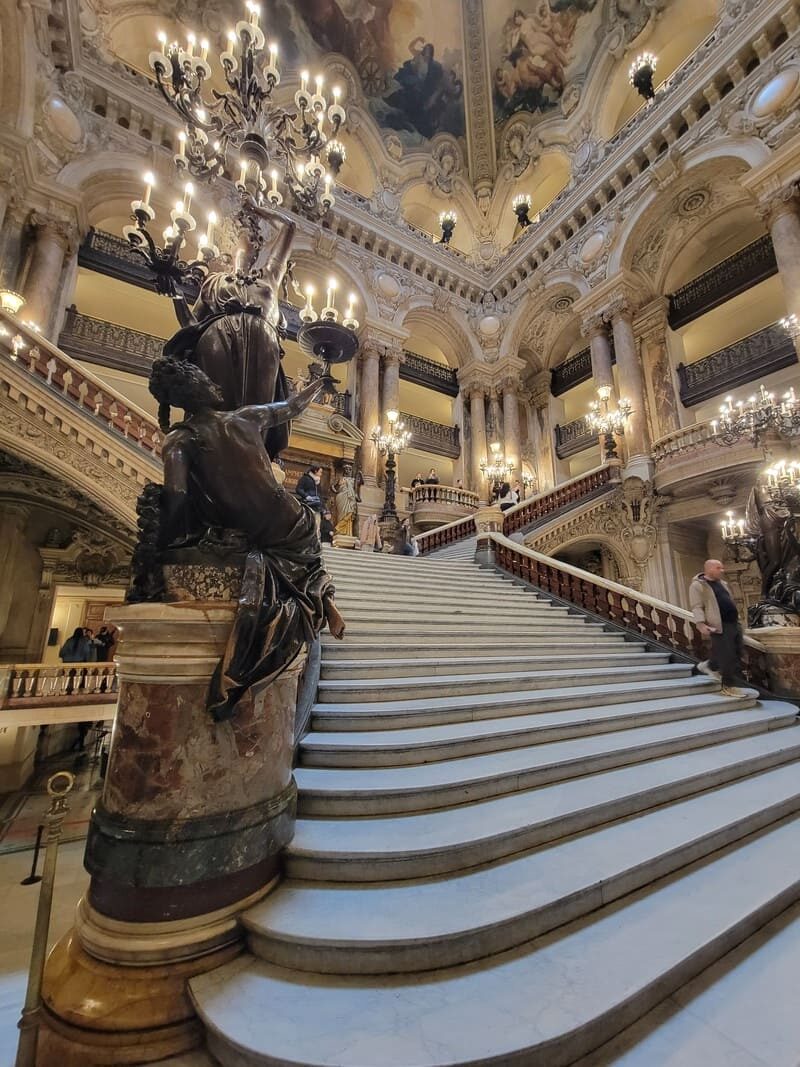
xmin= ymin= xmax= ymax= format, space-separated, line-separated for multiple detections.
xmin=585 ymin=385 xmax=631 ymax=459
xmin=372 ymin=411 xmax=412 ymax=522
xmin=512 ymin=194 xmax=533 ymax=229
xmin=629 ymin=53 xmax=657 ymax=100
xmin=710 ymin=384 xmax=800 ymax=447
xmin=439 ymin=210 xmax=457 ymax=245
xmin=480 ymin=442 xmax=514 ymax=486
xmin=781 ymin=314 xmax=800 ymax=340
xmin=149 ymin=4 xmax=345 ymax=218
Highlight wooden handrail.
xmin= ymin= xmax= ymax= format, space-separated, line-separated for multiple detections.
xmin=481 ymin=532 xmax=770 ymax=689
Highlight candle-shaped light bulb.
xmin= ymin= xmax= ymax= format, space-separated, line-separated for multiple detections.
xmin=301 ymin=70 xmax=309 ymax=92
xmin=324 ymin=173 xmax=332 ymax=196
xmin=270 ymin=169 xmax=279 ymax=196
xmin=269 ymin=42 xmax=277 ymax=62
xmin=142 ymin=171 xmax=155 ymax=207
xmin=183 ymin=181 xmax=194 ymax=212
xmin=326 ymin=276 xmax=337 ymax=309
xmin=239 ymin=159 xmax=248 ymax=185
xmin=333 ymin=85 xmax=341 ymax=101
xmin=158 ymin=30 xmax=167 ymax=54
xmin=186 ymin=32 xmax=196 ymax=57
xmin=200 ymin=38 xmax=209 ymax=61
xmin=163 ymin=225 xmax=175 ymax=243
xmin=315 ymin=74 xmax=324 ymax=93
xmin=177 ymin=130 xmax=186 ymax=157
xmin=297 ymin=162 xmax=306 ymax=181
xmin=207 ymin=210 xmax=217 ymax=243
xmin=227 ymin=29 xmax=237 ymax=49
xmin=738 ymin=520 xmax=745 ymax=537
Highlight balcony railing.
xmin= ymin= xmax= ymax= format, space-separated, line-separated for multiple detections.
xmin=551 ymin=344 xmax=616 ymax=397
xmin=668 ymin=235 xmax=778 ymax=330
xmin=555 ymin=416 xmax=598 ymax=458
xmin=400 ymin=411 xmax=460 ymax=458
xmin=408 ymin=483 xmax=479 ymax=510
xmin=677 ymin=322 xmax=798 ymax=407
xmin=400 ymin=351 xmax=459 ymax=397
xmin=1 ymin=662 xmax=118 ymax=706
xmin=59 ymin=305 xmax=165 ymax=374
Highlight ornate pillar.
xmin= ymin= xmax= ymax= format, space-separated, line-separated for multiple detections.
xmin=468 ymin=384 xmax=489 ymax=501
xmin=488 ymin=388 xmax=504 ymax=449
xmin=608 ymin=301 xmax=652 ymax=478
xmin=529 ymin=370 xmax=558 ymax=491
xmin=502 ymin=377 xmax=522 ymax=484
xmin=381 ymin=345 xmax=403 ymax=415
xmin=584 ymin=315 xmax=615 ymax=395
xmin=761 ymin=190 xmax=800 ymax=322
xmin=635 ymin=297 xmax=681 ymax=442
xmin=21 ymin=214 xmax=77 ymax=336
xmin=357 ymin=342 xmax=382 ymax=484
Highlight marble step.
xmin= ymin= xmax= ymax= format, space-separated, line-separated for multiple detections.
xmin=319 ymin=649 xmax=658 ymax=680
xmin=301 ymin=692 xmax=763 ymax=766
xmin=296 ymin=705 xmax=787 ymax=815
xmin=329 ymin=576 xmax=539 ymax=595
xmin=286 ymin=727 xmax=800 ymax=881
xmin=322 ymin=554 xmax=480 ymax=574
xmin=579 ymin=898 xmax=800 ymax=1066
xmin=319 ymin=635 xmax=637 ymax=657
xmin=300 ymin=691 xmax=763 ymax=768
xmin=331 ymin=584 xmax=555 ymax=603
xmin=247 ymin=755 xmax=800 ymax=974
xmin=333 ymin=608 xmax=578 ymax=627
xmin=310 ymin=676 xmax=718 ymax=731
xmin=333 ymin=594 xmax=568 ymax=614
xmin=332 ymin=618 xmax=607 ymax=635
xmin=315 ymin=662 xmax=692 ymax=705
xmin=193 ymin=814 xmax=800 ymax=1067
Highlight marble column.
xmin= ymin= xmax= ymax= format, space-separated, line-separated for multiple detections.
xmin=635 ymin=297 xmax=681 ymax=442
xmin=502 ymin=378 xmax=522 ymax=484
xmin=0 ymin=505 xmax=29 ymax=640
xmin=22 ymin=215 xmax=77 ymax=337
xmin=41 ymin=593 xmax=303 ymax=1062
xmin=584 ymin=316 xmax=615 ymax=395
xmin=529 ymin=371 xmax=557 ymax=491
xmin=357 ymin=343 xmax=382 ymax=484
xmin=763 ymin=191 xmax=800 ymax=322
xmin=488 ymin=388 xmax=504 ymax=450
xmin=609 ymin=302 xmax=652 ymax=477
xmin=381 ymin=345 xmax=403 ymax=415
xmin=468 ymin=385 xmax=489 ymax=501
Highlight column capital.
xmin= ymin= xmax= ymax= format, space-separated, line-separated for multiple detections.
xmin=572 ymin=270 xmax=648 ymax=326
xmin=634 ymin=297 xmax=670 ymax=342
xmin=755 ymin=186 xmax=800 ymax=228
xmin=29 ymin=211 xmax=80 ymax=255
xmin=581 ymin=313 xmax=609 ymax=340
xmin=381 ymin=343 xmax=405 ymax=367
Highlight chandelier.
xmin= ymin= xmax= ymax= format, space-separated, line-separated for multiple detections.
xmin=512 ymin=194 xmax=533 ymax=229
xmin=629 ymin=53 xmax=657 ymax=100
xmin=149 ymin=4 xmax=345 ymax=218
xmin=710 ymin=384 xmax=800 ymax=446
xmin=480 ymin=441 xmax=514 ymax=487
xmin=781 ymin=314 xmax=800 ymax=340
xmin=585 ymin=385 xmax=631 ymax=459
xmin=719 ymin=509 xmax=757 ymax=563
xmin=439 ymin=210 xmax=457 ymax=245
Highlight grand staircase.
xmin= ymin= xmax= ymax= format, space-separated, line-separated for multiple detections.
xmin=191 ymin=548 xmax=800 ymax=1067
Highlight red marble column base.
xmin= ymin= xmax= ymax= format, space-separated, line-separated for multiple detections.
xmin=38 ymin=932 xmax=238 ymax=1065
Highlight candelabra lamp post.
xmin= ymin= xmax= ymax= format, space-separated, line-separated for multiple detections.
xmin=719 ymin=510 xmax=758 ymax=564
xmin=480 ymin=441 xmax=515 ymax=498
xmin=629 ymin=53 xmax=658 ymax=100
xmin=710 ymin=384 xmax=800 ymax=448
xmin=585 ymin=385 xmax=631 ymax=461
xmin=372 ymin=410 xmax=411 ymax=524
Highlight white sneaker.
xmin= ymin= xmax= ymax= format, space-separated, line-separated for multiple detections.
xmin=697 ymin=660 xmax=721 ymax=681
xmin=720 ymin=686 xmax=746 ymax=697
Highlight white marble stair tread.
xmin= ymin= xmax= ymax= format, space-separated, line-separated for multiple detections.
xmin=246 ymin=760 xmax=800 ymax=974
xmin=321 ymin=635 xmax=633 ymax=654
xmin=311 ymin=676 xmax=718 ymax=729
xmin=295 ymin=707 xmax=791 ymax=815
xmin=315 ymin=662 xmax=691 ymax=702
xmin=580 ymin=899 xmax=800 ymax=1067
xmin=193 ymin=815 xmax=800 ymax=1067
xmin=286 ymin=727 xmax=800 ymax=880
xmin=320 ymin=650 xmax=658 ymax=678
xmin=302 ymin=693 xmax=763 ymax=763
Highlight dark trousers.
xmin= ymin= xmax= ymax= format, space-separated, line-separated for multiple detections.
xmin=709 ymin=622 xmax=742 ymax=686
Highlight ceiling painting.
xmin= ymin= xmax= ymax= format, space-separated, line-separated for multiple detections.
xmin=262 ymin=0 xmax=466 ymax=145
xmin=489 ymin=0 xmax=605 ymax=125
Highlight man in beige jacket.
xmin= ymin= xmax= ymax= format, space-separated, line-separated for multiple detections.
xmin=689 ymin=559 xmax=745 ymax=697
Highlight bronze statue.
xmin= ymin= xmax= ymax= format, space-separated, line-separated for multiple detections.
xmin=149 ymin=357 xmax=345 ymax=720
xmin=743 ymin=482 xmax=800 ymax=624
xmin=160 ymin=201 xmax=296 ymax=463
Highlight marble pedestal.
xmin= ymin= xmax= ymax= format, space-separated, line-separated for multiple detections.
xmin=332 ymin=533 xmax=360 ymax=550
xmin=745 ymin=624 xmax=800 ymax=700
xmin=39 ymin=594 xmax=304 ymax=1064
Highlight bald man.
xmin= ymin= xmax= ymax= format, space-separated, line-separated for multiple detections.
xmin=689 ymin=559 xmax=745 ymax=697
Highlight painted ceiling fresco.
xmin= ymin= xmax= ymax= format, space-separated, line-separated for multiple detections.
xmin=262 ymin=0 xmax=466 ymax=146
xmin=488 ymin=0 xmax=606 ymax=124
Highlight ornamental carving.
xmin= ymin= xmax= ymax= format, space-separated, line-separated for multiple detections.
xmin=499 ymin=120 xmax=542 ymax=178
xmin=424 ymin=138 xmax=464 ymax=195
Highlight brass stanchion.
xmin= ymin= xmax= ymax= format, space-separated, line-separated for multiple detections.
xmin=15 ymin=770 xmax=75 ymax=1067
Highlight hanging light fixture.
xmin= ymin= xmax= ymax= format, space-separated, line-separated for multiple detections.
xmin=439 ymin=210 xmax=457 ymax=245
xmin=710 ymin=384 xmax=800 ymax=447
xmin=512 ymin=193 xmax=533 ymax=229
xmin=0 ymin=289 xmax=25 ymax=315
xmin=629 ymin=53 xmax=658 ymax=100
xmin=585 ymin=385 xmax=632 ymax=459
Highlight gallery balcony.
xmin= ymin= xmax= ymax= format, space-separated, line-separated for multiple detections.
xmin=406 ymin=483 xmax=479 ymax=532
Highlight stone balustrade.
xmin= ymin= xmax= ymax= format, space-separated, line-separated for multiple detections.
xmin=554 ymin=416 xmax=598 ymax=459
xmin=1 ymin=661 xmax=118 ymax=707
xmin=482 ymin=532 xmax=770 ymax=690
xmin=400 ymin=352 xmax=459 ymax=397
xmin=651 ymin=418 xmax=770 ymax=493
xmin=407 ymin=483 xmax=479 ymax=509
xmin=59 ymin=305 xmax=165 ymax=375
xmin=399 ymin=411 xmax=460 ymax=458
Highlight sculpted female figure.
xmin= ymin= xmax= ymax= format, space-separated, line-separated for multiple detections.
xmin=160 ymin=200 xmax=296 ymax=460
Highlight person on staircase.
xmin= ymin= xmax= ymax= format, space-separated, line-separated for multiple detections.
xmin=496 ymin=481 xmax=517 ymax=512
xmin=689 ymin=559 xmax=746 ymax=697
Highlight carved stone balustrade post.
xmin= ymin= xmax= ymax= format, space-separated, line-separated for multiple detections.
xmin=502 ymin=377 xmax=522 ymax=484
xmin=635 ymin=297 xmax=681 ymax=441
xmin=22 ymin=214 xmax=78 ymax=337
xmin=608 ymin=299 xmax=652 ymax=479
xmin=357 ymin=342 xmax=382 ymax=484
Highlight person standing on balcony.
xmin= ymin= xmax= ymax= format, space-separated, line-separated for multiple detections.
xmin=689 ymin=560 xmax=746 ymax=697
xmin=410 ymin=472 xmax=425 ymax=488
xmin=425 ymin=468 xmax=439 ymax=484
xmin=59 ymin=627 xmax=92 ymax=663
